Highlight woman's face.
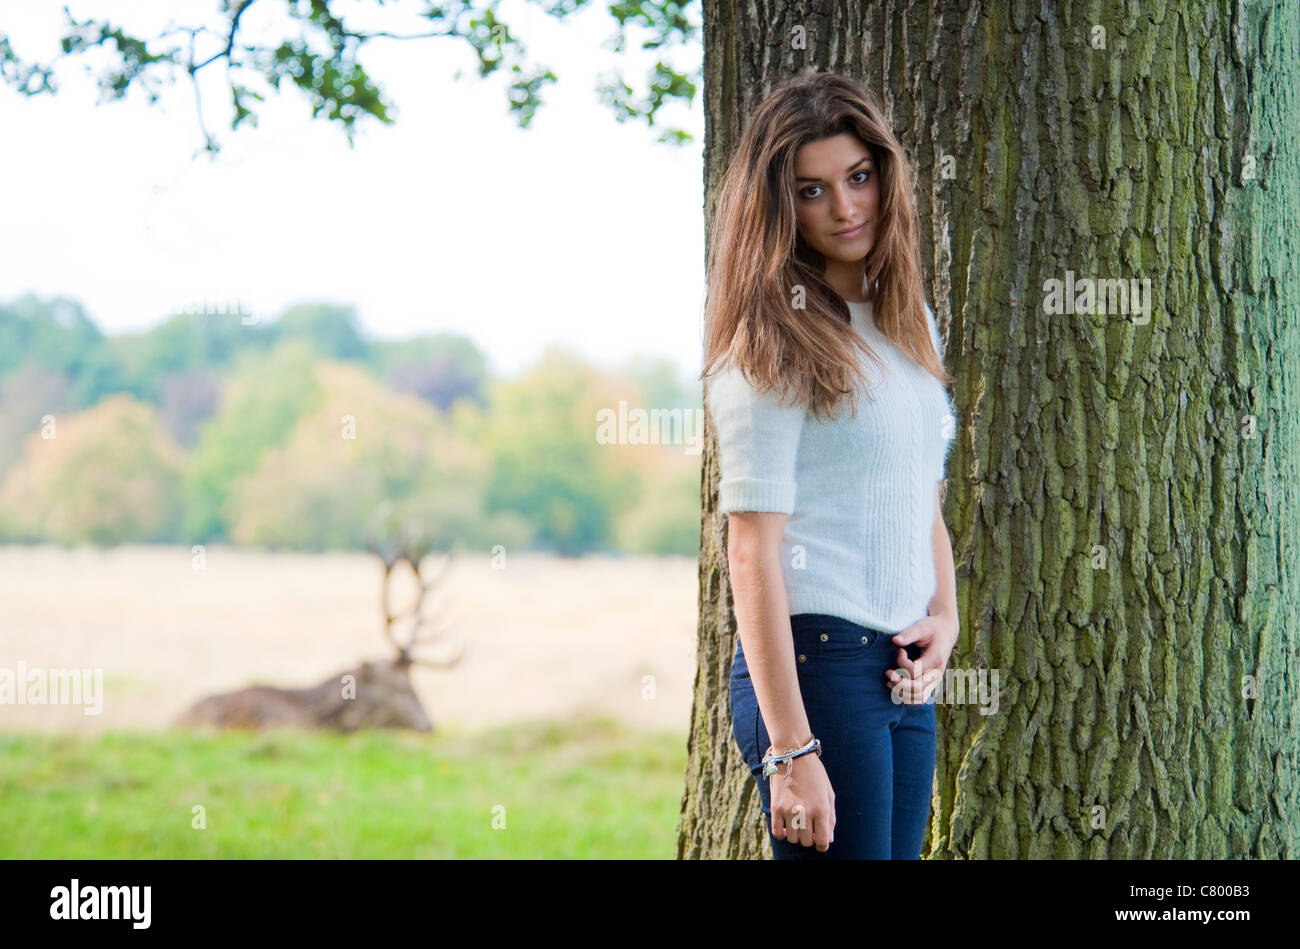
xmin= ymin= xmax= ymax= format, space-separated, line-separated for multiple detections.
xmin=792 ymin=133 xmax=879 ymax=265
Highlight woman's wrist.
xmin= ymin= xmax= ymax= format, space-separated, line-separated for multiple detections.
xmin=769 ymin=729 xmax=813 ymax=751
xmin=928 ymin=608 xmax=960 ymax=644
xmin=762 ymin=735 xmax=822 ymax=783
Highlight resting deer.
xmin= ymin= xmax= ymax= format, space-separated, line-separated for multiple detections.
xmin=175 ymin=525 xmax=466 ymax=733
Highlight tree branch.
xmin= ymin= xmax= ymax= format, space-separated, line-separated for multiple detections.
xmin=192 ymin=0 xmax=260 ymax=73
xmin=0 ymin=0 xmax=702 ymax=153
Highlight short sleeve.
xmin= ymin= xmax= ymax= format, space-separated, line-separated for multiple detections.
xmin=706 ymin=362 xmax=805 ymax=514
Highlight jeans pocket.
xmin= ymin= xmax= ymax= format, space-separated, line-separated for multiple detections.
xmin=730 ymin=676 xmax=761 ymax=775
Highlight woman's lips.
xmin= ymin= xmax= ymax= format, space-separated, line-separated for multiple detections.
xmin=832 ymin=222 xmax=866 ymax=238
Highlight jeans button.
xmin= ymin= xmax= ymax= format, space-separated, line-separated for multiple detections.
xmin=861 ymin=635 xmax=869 ymax=644
xmin=797 ymin=654 xmax=806 ymax=662
xmin=819 ymin=633 xmax=828 ymax=641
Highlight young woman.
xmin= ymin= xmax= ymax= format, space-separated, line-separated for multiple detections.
xmin=702 ymin=72 xmax=960 ymax=859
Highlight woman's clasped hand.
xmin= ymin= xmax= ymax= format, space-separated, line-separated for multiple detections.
xmin=885 ymin=613 xmax=959 ymax=704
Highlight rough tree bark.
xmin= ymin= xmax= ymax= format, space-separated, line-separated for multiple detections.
xmin=677 ymin=0 xmax=1299 ymax=859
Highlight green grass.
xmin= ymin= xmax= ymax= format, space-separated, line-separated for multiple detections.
xmin=0 ymin=716 xmax=687 ymax=859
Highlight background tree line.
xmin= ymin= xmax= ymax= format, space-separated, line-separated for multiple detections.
xmin=0 ymin=294 xmax=702 ymax=556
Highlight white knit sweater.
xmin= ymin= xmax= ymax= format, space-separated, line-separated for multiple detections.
xmin=707 ymin=300 xmax=957 ymax=634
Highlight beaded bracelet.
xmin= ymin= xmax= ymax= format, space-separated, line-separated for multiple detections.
xmin=761 ymin=735 xmax=823 ymax=787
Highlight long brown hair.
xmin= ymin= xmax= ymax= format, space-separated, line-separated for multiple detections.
xmin=700 ymin=71 xmax=950 ymax=421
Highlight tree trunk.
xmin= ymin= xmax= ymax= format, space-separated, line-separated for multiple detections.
xmin=677 ymin=0 xmax=1300 ymax=859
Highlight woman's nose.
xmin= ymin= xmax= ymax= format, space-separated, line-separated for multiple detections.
xmin=830 ymin=187 xmax=854 ymax=218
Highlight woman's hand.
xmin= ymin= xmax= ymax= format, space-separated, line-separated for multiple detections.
xmin=769 ymin=751 xmax=836 ymax=851
xmin=885 ymin=611 xmax=959 ymax=704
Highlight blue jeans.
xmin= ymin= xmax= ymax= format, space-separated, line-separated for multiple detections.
xmin=728 ymin=612 xmax=937 ymax=859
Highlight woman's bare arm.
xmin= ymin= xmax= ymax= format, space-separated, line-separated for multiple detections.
xmin=727 ymin=510 xmax=810 ymax=750
xmin=926 ymin=482 xmax=959 ymax=636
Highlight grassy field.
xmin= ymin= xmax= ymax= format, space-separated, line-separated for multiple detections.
xmin=0 ymin=716 xmax=687 ymax=859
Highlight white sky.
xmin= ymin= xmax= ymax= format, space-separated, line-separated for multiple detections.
xmin=0 ymin=0 xmax=707 ymax=382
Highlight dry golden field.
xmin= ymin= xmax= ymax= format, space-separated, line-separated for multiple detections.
xmin=0 ymin=545 xmax=699 ymax=735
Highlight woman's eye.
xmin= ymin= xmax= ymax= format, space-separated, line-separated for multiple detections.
xmin=799 ymin=171 xmax=871 ymax=199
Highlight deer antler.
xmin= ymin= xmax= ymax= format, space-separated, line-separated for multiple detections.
xmin=404 ymin=540 xmax=468 ymax=668
xmin=372 ymin=528 xmax=467 ymax=668
xmin=405 ymin=616 xmax=470 ymax=668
